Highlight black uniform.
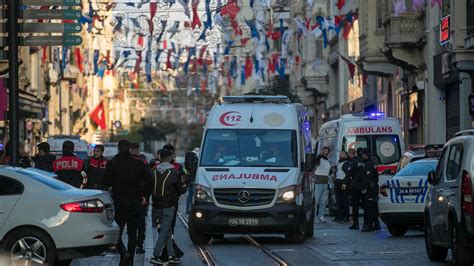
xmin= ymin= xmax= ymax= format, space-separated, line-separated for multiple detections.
xmin=334 ymin=158 xmax=351 ymax=222
xmin=104 ymin=152 xmax=152 ymax=263
xmin=83 ymin=156 xmax=108 ymax=189
xmin=34 ymin=154 xmax=56 ymax=172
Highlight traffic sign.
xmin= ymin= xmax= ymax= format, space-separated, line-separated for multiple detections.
xmin=20 ymin=35 xmax=82 ymax=46
xmin=20 ymin=9 xmax=82 ymax=20
xmin=20 ymin=23 xmax=82 ymax=33
xmin=20 ymin=0 xmax=81 ymax=6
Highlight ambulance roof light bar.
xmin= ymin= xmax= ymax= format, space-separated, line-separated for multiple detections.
xmin=350 ymin=112 xmax=385 ymax=119
xmin=222 ymin=95 xmax=290 ymax=104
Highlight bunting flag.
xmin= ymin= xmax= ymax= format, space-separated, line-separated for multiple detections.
xmin=89 ymin=101 xmax=106 ymax=130
xmin=167 ymin=21 xmax=180 ymax=39
xmin=145 ymin=49 xmax=152 ymax=83
xmin=93 ymin=49 xmax=99 ymax=75
xmin=155 ymin=49 xmax=163 ymax=70
xmin=134 ymin=50 xmax=142 ymax=74
xmin=61 ymin=46 xmax=69 ymax=75
xmin=130 ymin=17 xmax=142 ymax=30
xmin=244 ymin=56 xmax=253 ymax=79
xmin=166 ymin=50 xmax=173 ymax=69
xmin=316 ymin=16 xmax=328 ymax=48
xmin=42 ymin=46 xmax=47 ymax=65
xmin=155 ymin=20 xmax=167 ymax=45
xmin=204 ymin=0 xmax=212 ymax=29
xmin=113 ymin=15 xmax=123 ymax=33
xmin=150 ymin=2 xmax=157 ymax=34
xmin=184 ymin=47 xmax=196 ymax=74
xmin=294 ymin=18 xmax=308 ymax=37
xmin=74 ymin=48 xmax=83 ymax=73
xmin=179 ymin=0 xmax=191 ymax=18
xmin=336 ymin=0 xmax=345 ymax=10
xmin=342 ymin=12 xmax=354 ymax=40
xmin=174 ymin=47 xmax=183 ymax=69
xmin=393 ymin=0 xmax=407 ymax=16
xmin=245 ymin=20 xmax=260 ymax=40
xmin=337 ymin=51 xmax=356 ymax=80
xmin=197 ymin=45 xmax=207 ymax=65
xmin=191 ymin=0 xmax=202 ymax=29
xmin=281 ymin=29 xmax=293 ymax=58
xmin=220 ymin=0 xmax=240 ymax=20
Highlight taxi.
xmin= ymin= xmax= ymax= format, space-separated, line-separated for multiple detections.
xmin=379 ymin=158 xmax=438 ymax=236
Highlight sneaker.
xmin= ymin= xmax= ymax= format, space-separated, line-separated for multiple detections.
xmin=349 ymin=224 xmax=359 ymax=230
xmin=150 ymin=256 xmax=167 ymax=265
xmin=319 ymin=216 xmax=327 ymax=223
xmin=169 ymin=256 xmax=181 ymax=264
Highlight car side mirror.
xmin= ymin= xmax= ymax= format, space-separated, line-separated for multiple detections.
xmin=427 ymin=170 xmax=435 ymax=184
xmin=302 ymin=153 xmax=315 ymax=172
xmin=185 ymin=152 xmax=198 ymax=171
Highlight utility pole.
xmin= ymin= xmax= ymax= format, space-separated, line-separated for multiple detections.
xmin=7 ymin=0 xmax=19 ymax=166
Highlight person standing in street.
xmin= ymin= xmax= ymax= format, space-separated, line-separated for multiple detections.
xmin=130 ymin=142 xmax=152 ymax=255
xmin=150 ymin=149 xmax=187 ymax=265
xmin=333 ymin=151 xmax=351 ymax=223
xmin=313 ymin=146 xmax=331 ymax=223
xmin=83 ymin=145 xmax=108 ymax=190
xmin=104 ymin=139 xmax=151 ymax=266
xmin=347 ymin=148 xmax=366 ymax=230
xmin=33 ymin=142 xmax=56 ymax=172
xmin=53 ymin=141 xmax=85 ymax=188
xmin=360 ymin=149 xmax=379 ymax=232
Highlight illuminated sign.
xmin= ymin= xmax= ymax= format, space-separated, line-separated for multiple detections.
xmin=440 ymin=15 xmax=450 ymax=45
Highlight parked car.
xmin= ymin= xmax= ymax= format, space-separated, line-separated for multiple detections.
xmin=424 ymin=130 xmax=474 ymax=265
xmin=0 ymin=167 xmax=120 ymax=265
xmin=379 ymin=159 xmax=438 ymax=236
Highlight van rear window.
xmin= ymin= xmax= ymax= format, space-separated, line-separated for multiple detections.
xmin=342 ymin=135 xmax=401 ymax=165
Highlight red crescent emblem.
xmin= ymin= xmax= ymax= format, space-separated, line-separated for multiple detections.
xmin=219 ymin=111 xmax=241 ymax=126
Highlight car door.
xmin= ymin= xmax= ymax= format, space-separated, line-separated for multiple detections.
xmin=0 ymin=175 xmax=24 ymax=229
xmin=441 ymin=143 xmax=463 ymax=238
xmin=429 ymin=147 xmax=448 ymax=243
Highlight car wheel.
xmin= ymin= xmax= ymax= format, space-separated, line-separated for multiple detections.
xmin=387 ymin=224 xmax=408 ymax=237
xmin=286 ymin=213 xmax=307 ymax=244
xmin=305 ymin=204 xmax=315 ymax=238
xmin=2 ymin=228 xmax=56 ymax=265
xmin=188 ymin=220 xmax=211 ymax=245
xmin=451 ymin=222 xmax=473 ymax=266
xmin=425 ymin=220 xmax=448 ymax=262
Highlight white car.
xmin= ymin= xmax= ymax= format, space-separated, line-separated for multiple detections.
xmin=0 ymin=167 xmax=120 ymax=265
xmin=379 ymin=159 xmax=438 ymax=236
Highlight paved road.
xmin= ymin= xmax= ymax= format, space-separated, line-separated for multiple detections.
xmin=73 ymin=196 xmax=452 ymax=266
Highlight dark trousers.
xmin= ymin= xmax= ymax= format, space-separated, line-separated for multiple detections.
xmin=115 ymin=201 xmax=140 ymax=263
xmin=365 ymin=185 xmax=379 ymax=228
xmin=334 ymin=180 xmax=349 ymax=221
xmin=350 ymin=189 xmax=365 ymax=226
xmin=137 ymin=205 xmax=146 ymax=246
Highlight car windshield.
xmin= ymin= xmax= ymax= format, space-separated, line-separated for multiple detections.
xmin=396 ymin=161 xmax=438 ymax=177
xmin=342 ymin=134 xmax=402 ymax=165
xmin=18 ymin=168 xmax=73 ymax=190
xmin=200 ymin=129 xmax=297 ymax=167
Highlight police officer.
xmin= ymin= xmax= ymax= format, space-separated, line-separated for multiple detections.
xmin=83 ymin=145 xmax=108 ymax=190
xmin=53 ymin=141 xmax=85 ymax=188
xmin=359 ymin=149 xmax=379 ymax=232
xmin=104 ymin=140 xmax=152 ymax=266
xmin=347 ymin=148 xmax=365 ymax=230
xmin=34 ymin=142 xmax=56 ymax=172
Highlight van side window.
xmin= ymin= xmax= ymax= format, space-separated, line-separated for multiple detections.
xmin=446 ymin=144 xmax=463 ymax=181
xmin=435 ymin=147 xmax=448 ymax=182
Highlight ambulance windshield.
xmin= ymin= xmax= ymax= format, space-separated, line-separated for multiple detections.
xmin=342 ymin=135 xmax=401 ymax=165
xmin=200 ymin=129 xmax=297 ymax=167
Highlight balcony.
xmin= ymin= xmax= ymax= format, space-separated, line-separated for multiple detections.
xmin=382 ymin=13 xmax=426 ymax=70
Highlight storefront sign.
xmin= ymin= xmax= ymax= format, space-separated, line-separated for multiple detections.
xmin=440 ymin=15 xmax=450 ymax=45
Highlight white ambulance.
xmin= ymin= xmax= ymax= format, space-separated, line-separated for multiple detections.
xmin=185 ymin=95 xmax=316 ymax=244
xmin=316 ymin=113 xmax=405 ymax=180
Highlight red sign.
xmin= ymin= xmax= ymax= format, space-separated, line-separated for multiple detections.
xmin=440 ymin=15 xmax=450 ymax=45
xmin=346 ymin=126 xmax=393 ymax=135
xmin=219 ymin=111 xmax=242 ymax=126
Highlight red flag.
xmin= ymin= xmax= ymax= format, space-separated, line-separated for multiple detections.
xmin=337 ymin=51 xmax=355 ymax=79
xmin=336 ymin=0 xmax=345 ymax=10
xmin=75 ymin=48 xmax=83 ymax=73
xmin=89 ymin=101 xmax=106 ymax=130
xmin=166 ymin=52 xmax=173 ymax=70
xmin=41 ymin=46 xmax=47 ymax=65
xmin=342 ymin=22 xmax=353 ymax=40
xmin=197 ymin=46 xmax=207 ymax=65
xmin=191 ymin=0 xmax=202 ymax=29
xmin=220 ymin=0 xmax=240 ymax=20
xmin=138 ymin=35 xmax=144 ymax=48
xmin=241 ymin=38 xmax=249 ymax=46
xmin=134 ymin=51 xmax=142 ymax=74
xmin=150 ymin=2 xmax=158 ymax=19
xmin=409 ymin=105 xmax=420 ymax=129
xmin=230 ymin=19 xmax=242 ymax=35
xmin=244 ymin=56 xmax=253 ymax=79
xmin=201 ymin=78 xmax=207 ymax=92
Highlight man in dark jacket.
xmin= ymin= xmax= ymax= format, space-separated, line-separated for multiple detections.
xmin=360 ymin=149 xmax=379 ymax=232
xmin=34 ymin=142 xmax=56 ymax=172
xmin=53 ymin=141 xmax=85 ymax=188
xmin=104 ymin=139 xmax=152 ymax=266
xmin=150 ymin=149 xmax=187 ymax=265
xmin=83 ymin=145 xmax=108 ymax=190
xmin=333 ymin=151 xmax=351 ymax=223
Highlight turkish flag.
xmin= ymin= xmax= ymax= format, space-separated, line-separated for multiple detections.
xmin=90 ymin=101 xmax=107 ymax=130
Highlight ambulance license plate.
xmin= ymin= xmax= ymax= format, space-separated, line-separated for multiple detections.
xmin=228 ymin=218 xmax=259 ymax=226
xmin=397 ymin=188 xmax=423 ymax=196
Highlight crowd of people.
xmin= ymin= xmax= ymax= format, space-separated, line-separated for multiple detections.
xmin=1 ymin=139 xmax=193 ymax=266
xmin=313 ymin=146 xmax=381 ymax=232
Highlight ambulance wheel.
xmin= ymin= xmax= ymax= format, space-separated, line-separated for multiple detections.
xmin=305 ymin=204 xmax=315 ymax=238
xmin=189 ymin=220 xmax=211 ymax=245
xmin=387 ymin=224 xmax=407 ymax=237
xmin=286 ymin=214 xmax=307 ymax=244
